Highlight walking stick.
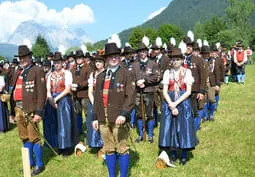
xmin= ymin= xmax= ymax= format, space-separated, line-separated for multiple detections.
xmin=24 ymin=112 xmax=59 ymax=156
xmin=140 ymin=91 xmax=146 ymax=142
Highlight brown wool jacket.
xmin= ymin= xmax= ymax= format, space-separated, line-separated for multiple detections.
xmin=92 ymin=66 xmax=136 ymax=123
xmin=10 ymin=65 xmax=46 ymax=117
xmin=131 ymin=58 xmax=160 ymax=93
xmin=156 ymin=54 xmax=170 ymax=82
xmin=186 ymin=55 xmax=206 ymax=94
xmin=71 ymin=64 xmax=90 ymax=99
xmin=204 ymin=57 xmax=222 ymax=87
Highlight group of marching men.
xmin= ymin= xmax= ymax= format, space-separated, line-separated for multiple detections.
xmin=0 ymin=31 xmax=252 ymax=176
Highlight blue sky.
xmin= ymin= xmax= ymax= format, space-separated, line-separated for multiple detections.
xmin=0 ymin=0 xmax=171 ymax=42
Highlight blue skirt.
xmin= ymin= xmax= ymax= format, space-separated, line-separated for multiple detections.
xmin=43 ymin=94 xmax=78 ymax=149
xmin=158 ymin=91 xmax=198 ymax=149
xmin=86 ymin=101 xmax=104 ymax=148
xmin=43 ymin=100 xmax=58 ymax=148
xmin=0 ymin=101 xmax=9 ymax=132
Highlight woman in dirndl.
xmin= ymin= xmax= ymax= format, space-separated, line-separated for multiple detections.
xmin=158 ymin=48 xmax=198 ymax=165
xmin=44 ymin=52 xmax=78 ymax=156
xmin=86 ymin=55 xmax=105 ymax=156
xmin=0 ymin=62 xmax=9 ymax=133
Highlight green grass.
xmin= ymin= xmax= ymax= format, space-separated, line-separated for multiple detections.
xmin=1 ymin=65 xmax=255 ymax=177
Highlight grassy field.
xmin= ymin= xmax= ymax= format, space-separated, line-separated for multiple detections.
xmin=1 ymin=65 xmax=255 ymax=177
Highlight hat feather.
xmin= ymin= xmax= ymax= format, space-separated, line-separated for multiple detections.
xmin=178 ymin=40 xmax=187 ymax=54
xmin=197 ymin=39 xmax=202 ymax=48
xmin=108 ymin=34 xmax=121 ymax=48
xmin=125 ymin=42 xmax=131 ymax=47
xmin=203 ymin=40 xmax=209 ymax=47
xmin=81 ymin=44 xmax=87 ymax=54
xmin=163 ymin=43 xmax=167 ymax=50
xmin=216 ymin=42 xmax=221 ymax=50
xmin=142 ymin=35 xmax=150 ymax=47
xmin=23 ymin=39 xmax=32 ymax=50
xmin=156 ymin=37 xmax=162 ymax=47
xmin=187 ymin=30 xmax=194 ymax=42
xmin=170 ymin=37 xmax=176 ymax=47
xmin=58 ymin=45 xmax=66 ymax=55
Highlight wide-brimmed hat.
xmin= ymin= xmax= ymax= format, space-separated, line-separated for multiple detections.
xmin=193 ymin=42 xmax=200 ymax=52
xmin=12 ymin=58 xmax=19 ymax=64
xmin=42 ymin=59 xmax=51 ymax=66
xmin=75 ymin=50 xmax=85 ymax=58
xmin=151 ymin=43 xmax=161 ymax=50
xmin=104 ymin=43 xmax=121 ymax=56
xmin=122 ymin=46 xmax=134 ymax=55
xmin=74 ymin=142 xmax=86 ymax=157
xmin=211 ymin=44 xmax=218 ymax=52
xmin=155 ymin=151 xmax=176 ymax=169
xmin=15 ymin=45 xmax=33 ymax=57
xmin=168 ymin=48 xmax=183 ymax=58
xmin=200 ymin=45 xmax=210 ymax=54
xmin=84 ymin=52 xmax=91 ymax=58
xmin=93 ymin=55 xmax=105 ymax=62
xmin=47 ymin=52 xmax=54 ymax=58
xmin=67 ymin=51 xmax=75 ymax=58
xmin=183 ymin=36 xmax=194 ymax=46
xmin=53 ymin=52 xmax=63 ymax=61
xmin=136 ymin=43 xmax=149 ymax=52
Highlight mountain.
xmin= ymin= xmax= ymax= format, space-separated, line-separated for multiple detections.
xmin=117 ymin=0 xmax=255 ymax=44
xmin=0 ymin=43 xmax=18 ymax=59
xmin=8 ymin=20 xmax=90 ymax=50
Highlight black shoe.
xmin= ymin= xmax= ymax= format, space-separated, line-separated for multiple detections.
xmin=180 ymin=158 xmax=187 ymax=166
xmin=135 ymin=137 xmax=143 ymax=143
xmin=31 ymin=166 xmax=45 ymax=176
xmin=20 ymin=166 xmax=34 ymax=174
xmin=148 ymin=137 xmax=153 ymax=144
xmin=170 ymin=156 xmax=177 ymax=164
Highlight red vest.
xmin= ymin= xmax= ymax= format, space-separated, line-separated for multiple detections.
xmin=14 ymin=75 xmax=23 ymax=101
xmin=103 ymin=76 xmax=111 ymax=108
xmin=236 ymin=50 xmax=245 ymax=62
xmin=50 ymin=72 xmax=65 ymax=93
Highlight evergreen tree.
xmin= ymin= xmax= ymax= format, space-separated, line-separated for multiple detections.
xmin=32 ymin=35 xmax=50 ymax=59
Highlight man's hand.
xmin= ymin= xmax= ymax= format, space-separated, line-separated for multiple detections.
xmin=136 ymin=79 xmax=145 ymax=86
xmin=115 ymin=115 xmax=126 ymax=125
xmin=92 ymin=120 xmax=99 ymax=131
xmin=71 ymin=83 xmax=78 ymax=91
xmin=9 ymin=115 xmax=16 ymax=124
xmin=215 ymin=86 xmax=220 ymax=92
xmin=197 ymin=93 xmax=204 ymax=101
xmin=33 ymin=115 xmax=42 ymax=123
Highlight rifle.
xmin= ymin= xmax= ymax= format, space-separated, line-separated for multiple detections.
xmin=23 ymin=111 xmax=58 ymax=156
xmin=140 ymin=91 xmax=146 ymax=142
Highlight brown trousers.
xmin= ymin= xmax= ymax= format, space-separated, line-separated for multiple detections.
xmin=99 ymin=123 xmax=129 ymax=154
xmin=15 ymin=107 xmax=40 ymax=143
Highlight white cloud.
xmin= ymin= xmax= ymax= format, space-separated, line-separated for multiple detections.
xmin=147 ymin=7 xmax=166 ymax=21
xmin=0 ymin=0 xmax=94 ymax=42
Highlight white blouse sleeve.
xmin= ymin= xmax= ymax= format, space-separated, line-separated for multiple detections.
xmin=88 ymin=73 xmax=94 ymax=88
xmin=0 ymin=76 xmax=5 ymax=87
xmin=184 ymin=69 xmax=194 ymax=86
xmin=46 ymin=72 xmax=52 ymax=92
xmin=162 ymin=69 xmax=170 ymax=85
xmin=64 ymin=70 xmax=73 ymax=87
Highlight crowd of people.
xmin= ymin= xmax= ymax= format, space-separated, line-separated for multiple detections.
xmin=0 ymin=32 xmax=253 ymax=176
